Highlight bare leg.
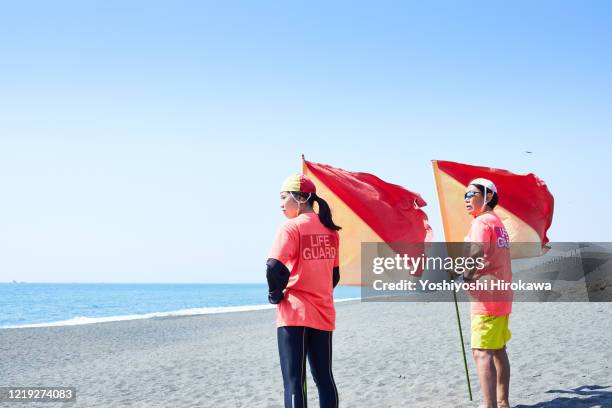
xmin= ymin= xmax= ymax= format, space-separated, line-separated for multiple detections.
xmin=472 ymin=349 xmax=497 ymax=408
xmin=493 ymin=347 xmax=510 ymax=408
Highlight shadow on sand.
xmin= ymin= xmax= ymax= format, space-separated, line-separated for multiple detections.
xmin=514 ymin=385 xmax=612 ymax=407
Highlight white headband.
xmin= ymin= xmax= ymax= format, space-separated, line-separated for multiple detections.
xmin=469 ymin=178 xmax=497 ymax=194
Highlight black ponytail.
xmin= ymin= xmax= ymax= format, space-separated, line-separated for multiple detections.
xmin=291 ymin=191 xmax=341 ymax=231
xmin=310 ymin=194 xmax=341 ymax=231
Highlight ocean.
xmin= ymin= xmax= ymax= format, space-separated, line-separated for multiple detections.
xmin=0 ymin=283 xmax=361 ymax=328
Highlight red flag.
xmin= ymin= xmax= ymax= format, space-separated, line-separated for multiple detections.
xmin=304 ymin=159 xmax=432 ymax=285
xmin=432 ymin=160 xmax=554 ymax=258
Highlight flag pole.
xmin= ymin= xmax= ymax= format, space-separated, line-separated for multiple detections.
xmin=452 ymin=283 xmax=472 ymax=401
xmin=300 ymin=153 xmax=309 ymax=401
xmin=432 ymin=161 xmax=473 ymax=401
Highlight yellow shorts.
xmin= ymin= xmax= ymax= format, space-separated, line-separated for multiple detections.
xmin=471 ymin=314 xmax=511 ymax=350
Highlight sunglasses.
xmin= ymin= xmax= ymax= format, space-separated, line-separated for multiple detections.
xmin=464 ymin=191 xmax=481 ymax=200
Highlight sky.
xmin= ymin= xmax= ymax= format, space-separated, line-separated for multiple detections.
xmin=0 ymin=1 xmax=611 ymax=283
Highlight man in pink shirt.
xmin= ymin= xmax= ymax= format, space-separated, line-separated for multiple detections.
xmin=463 ymin=178 xmax=512 ymax=408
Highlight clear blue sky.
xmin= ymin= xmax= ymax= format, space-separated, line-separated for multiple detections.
xmin=1 ymin=1 xmax=610 ymax=282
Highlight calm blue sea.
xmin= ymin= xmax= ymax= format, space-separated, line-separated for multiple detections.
xmin=0 ymin=283 xmax=361 ymax=328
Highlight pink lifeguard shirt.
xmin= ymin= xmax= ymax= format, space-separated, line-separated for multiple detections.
xmin=269 ymin=212 xmax=339 ymax=331
xmin=465 ymin=211 xmax=513 ymax=316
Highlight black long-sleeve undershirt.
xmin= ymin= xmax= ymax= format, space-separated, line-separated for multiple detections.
xmin=266 ymin=259 xmax=340 ymax=304
xmin=266 ymin=258 xmax=289 ymax=304
xmin=333 ymin=266 xmax=340 ymax=288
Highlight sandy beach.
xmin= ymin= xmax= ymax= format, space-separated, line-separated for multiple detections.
xmin=1 ymin=301 xmax=611 ymax=407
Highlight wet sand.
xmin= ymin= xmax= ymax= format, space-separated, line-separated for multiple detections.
xmin=1 ymin=301 xmax=611 ymax=407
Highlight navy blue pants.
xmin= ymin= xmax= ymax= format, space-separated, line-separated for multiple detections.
xmin=277 ymin=326 xmax=339 ymax=408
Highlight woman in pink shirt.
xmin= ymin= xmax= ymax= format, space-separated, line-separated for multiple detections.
xmin=464 ymin=178 xmax=512 ymax=408
xmin=267 ymin=173 xmax=341 ymax=408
